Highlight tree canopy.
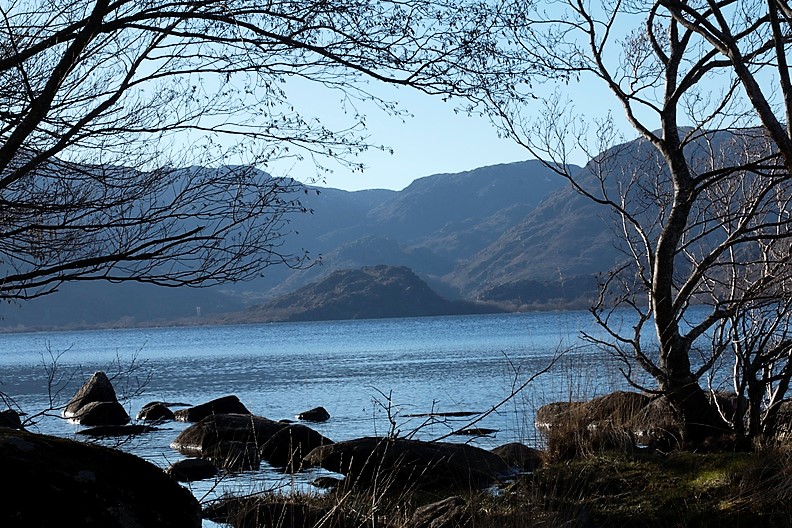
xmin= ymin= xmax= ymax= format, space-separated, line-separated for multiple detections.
xmin=481 ymin=0 xmax=792 ymax=442
xmin=0 ymin=0 xmax=528 ymax=300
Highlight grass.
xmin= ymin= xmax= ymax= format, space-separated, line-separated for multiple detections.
xmin=202 ymin=446 xmax=792 ymax=527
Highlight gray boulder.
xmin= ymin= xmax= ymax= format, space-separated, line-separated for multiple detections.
xmin=63 ymin=371 xmax=119 ymax=418
xmin=1 ymin=428 xmax=200 ymax=527
xmin=70 ymin=400 xmax=130 ymax=426
xmin=259 ymin=423 xmax=333 ymax=472
xmin=296 ymin=406 xmax=330 ymax=422
xmin=137 ymin=402 xmax=176 ymax=422
xmin=173 ymin=395 xmax=251 ymax=423
xmin=206 ymin=441 xmax=261 ymax=471
xmin=171 ymin=413 xmax=286 ymax=457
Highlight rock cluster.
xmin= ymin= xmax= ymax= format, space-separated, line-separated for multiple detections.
xmin=7 ymin=374 xmax=548 ymax=527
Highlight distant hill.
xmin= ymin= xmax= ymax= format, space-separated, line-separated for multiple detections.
xmin=254 ymin=159 xmax=574 ymax=299
xmin=248 ymin=265 xmax=503 ymax=322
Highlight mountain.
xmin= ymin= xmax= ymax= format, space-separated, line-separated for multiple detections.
xmin=0 ymin=157 xmax=609 ymax=329
xmin=248 ymin=265 xmax=503 ymax=322
xmin=251 ymin=159 xmax=573 ymax=299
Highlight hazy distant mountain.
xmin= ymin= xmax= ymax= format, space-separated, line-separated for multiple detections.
xmin=255 ymin=159 xmax=573 ymax=299
xmin=0 ymin=156 xmax=626 ymax=329
xmin=249 ymin=265 xmax=503 ymax=322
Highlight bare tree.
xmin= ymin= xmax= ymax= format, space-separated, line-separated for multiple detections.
xmin=479 ymin=0 xmax=792 ymax=442
xmin=0 ymin=0 xmax=527 ymax=301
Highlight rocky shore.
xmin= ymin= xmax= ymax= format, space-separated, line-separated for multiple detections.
xmin=4 ymin=373 xmax=792 ymax=527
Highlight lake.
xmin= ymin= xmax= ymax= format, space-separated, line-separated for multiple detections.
xmin=0 ymin=311 xmax=630 ymax=516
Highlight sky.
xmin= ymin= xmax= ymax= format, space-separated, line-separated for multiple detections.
xmin=263 ymin=83 xmax=531 ymax=192
xmin=271 ymin=71 xmax=636 ymax=193
xmin=266 ymin=78 xmax=616 ymax=193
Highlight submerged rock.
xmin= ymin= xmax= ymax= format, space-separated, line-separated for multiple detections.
xmin=173 ymin=395 xmax=251 ymax=423
xmin=137 ymin=402 xmax=176 ymax=422
xmin=296 ymin=406 xmax=331 ymax=422
xmin=1 ymin=428 xmax=200 ymax=527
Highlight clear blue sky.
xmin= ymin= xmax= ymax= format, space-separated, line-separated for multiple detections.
xmin=270 ymin=75 xmax=632 ymax=192
xmin=264 ymin=83 xmax=531 ymax=192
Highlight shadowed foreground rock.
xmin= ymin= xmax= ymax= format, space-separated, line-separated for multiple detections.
xmin=407 ymin=496 xmax=470 ymax=528
xmin=167 ymin=458 xmax=219 ymax=482
xmin=491 ymin=442 xmax=544 ymax=473
xmin=303 ymin=437 xmax=511 ymax=491
xmin=1 ymin=428 xmax=200 ymax=527
xmin=0 ymin=409 xmax=23 ymax=429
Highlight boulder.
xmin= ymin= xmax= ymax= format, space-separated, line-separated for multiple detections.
xmin=303 ymin=437 xmax=511 ymax=491
xmin=76 ymin=424 xmax=157 ymax=437
xmin=63 ymin=371 xmax=119 ymax=418
xmin=773 ymin=400 xmax=792 ymax=440
xmin=137 ymin=402 xmax=176 ymax=422
xmin=296 ymin=406 xmax=331 ymax=422
xmin=167 ymin=458 xmax=219 ymax=482
xmin=70 ymin=400 xmax=130 ymax=426
xmin=171 ymin=413 xmax=287 ymax=457
xmin=259 ymin=423 xmax=333 ymax=472
xmin=0 ymin=409 xmax=23 ymax=429
xmin=173 ymin=395 xmax=251 ymax=422
xmin=1 ymin=428 xmax=200 ymax=527
xmin=490 ymin=442 xmax=544 ymax=473
xmin=206 ymin=441 xmax=261 ymax=471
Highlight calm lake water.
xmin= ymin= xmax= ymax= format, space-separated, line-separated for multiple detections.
xmin=0 ymin=311 xmax=630 ymax=516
